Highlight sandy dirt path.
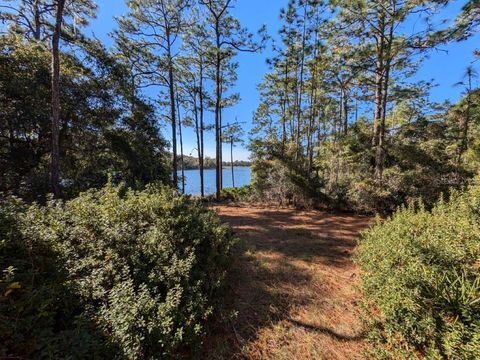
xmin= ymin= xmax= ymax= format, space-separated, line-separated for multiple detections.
xmin=205 ymin=204 xmax=373 ymax=360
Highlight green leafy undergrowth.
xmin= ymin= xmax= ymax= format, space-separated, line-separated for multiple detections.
xmin=0 ymin=184 xmax=235 ymax=359
xmin=356 ymin=179 xmax=480 ymax=359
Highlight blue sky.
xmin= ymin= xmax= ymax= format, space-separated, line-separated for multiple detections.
xmin=87 ymin=0 xmax=480 ymax=161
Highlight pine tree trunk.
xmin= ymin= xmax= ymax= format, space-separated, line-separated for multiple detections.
xmin=375 ymin=63 xmax=390 ymax=181
xmin=375 ymin=20 xmax=393 ymax=182
xmin=281 ymin=61 xmax=288 ymax=156
xmin=308 ymin=24 xmax=320 ymax=170
xmin=355 ymin=98 xmax=358 ymax=122
xmin=372 ymin=20 xmax=385 ymax=182
xmin=295 ymin=2 xmax=308 ymax=156
xmin=177 ymin=91 xmax=185 ymax=194
xmin=167 ymin=32 xmax=178 ymax=188
xmin=199 ymin=60 xmax=205 ymax=197
xmin=231 ymin=137 xmax=235 ymax=188
xmin=50 ymin=0 xmax=66 ymax=198
xmin=215 ymin=22 xmax=222 ymax=200
xmin=33 ymin=0 xmax=41 ymax=40
xmin=342 ymin=87 xmax=348 ymax=135
xmin=307 ymin=81 xmax=316 ymax=171
xmin=192 ymin=81 xmax=202 ymax=197
xmin=219 ymin=85 xmax=223 ymax=191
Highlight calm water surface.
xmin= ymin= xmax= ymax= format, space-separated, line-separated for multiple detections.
xmin=178 ymin=167 xmax=251 ymax=195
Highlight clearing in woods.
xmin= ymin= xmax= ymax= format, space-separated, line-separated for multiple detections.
xmin=205 ymin=204 xmax=373 ymax=360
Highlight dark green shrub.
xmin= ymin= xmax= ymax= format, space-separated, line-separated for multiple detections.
xmin=0 ymin=184 xmax=235 ymax=359
xmin=220 ymin=185 xmax=252 ymax=202
xmin=356 ymin=179 xmax=480 ymax=359
xmin=251 ymin=157 xmax=326 ymax=209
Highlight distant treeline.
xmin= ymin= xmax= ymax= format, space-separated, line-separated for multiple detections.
xmin=178 ymin=155 xmax=251 ymax=170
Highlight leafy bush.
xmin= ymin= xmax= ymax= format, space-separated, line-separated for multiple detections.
xmin=0 ymin=184 xmax=235 ymax=359
xmin=251 ymin=154 xmax=327 ymax=209
xmin=356 ymin=178 xmax=480 ymax=359
xmin=220 ymin=185 xmax=252 ymax=202
xmin=347 ymin=166 xmax=458 ymax=215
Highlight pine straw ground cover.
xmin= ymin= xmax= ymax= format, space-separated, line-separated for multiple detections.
xmin=204 ymin=205 xmax=372 ymax=360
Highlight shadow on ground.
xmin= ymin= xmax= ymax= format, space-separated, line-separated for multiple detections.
xmin=204 ymin=205 xmax=372 ymax=360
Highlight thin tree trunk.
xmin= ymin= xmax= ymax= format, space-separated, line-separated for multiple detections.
xmin=295 ymin=2 xmax=308 ymax=156
xmin=281 ymin=60 xmax=288 ymax=156
xmin=375 ymin=64 xmax=390 ymax=181
xmin=131 ymin=71 xmax=136 ymax=118
xmin=230 ymin=137 xmax=235 ymax=188
xmin=176 ymin=90 xmax=185 ymax=194
xmin=214 ymin=21 xmax=222 ymax=200
xmin=317 ymin=110 xmax=326 ymax=160
xmin=307 ymin=24 xmax=319 ymax=169
xmin=372 ymin=68 xmax=383 ymax=149
xmin=33 ymin=0 xmax=41 ymax=40
xmin=166 ymin=30 xmax=178 ymax=188
xmin=219 ymin=81 xmax=223 ymax=191
xmin=339 ymin=87 xmax=344 ymax=137
xmin=286 ymin=53 xmax=295 ymax=142
xmin=375 ymin=19 xmax=393 ymax=182
xmin=199 ymin=59 xmax=205 ymax=197
xmin=307 ymin=80 xmax=317 ymax=171
xmin=50 ymin=0 xmax=66 ymax=198
xmin=342 ymin=87 xmax=349 ymax=134
xmin=309 ymin=93 xmax=318 ymax=171
xmin=355 ymin=98 xmax=358 ymax=122
xmin=333 ymin=106 xmax=338 ymax=144
xmin=7 ymin=118 xmax=15 ymax=153
xmin=372 ymin=23 xmax=385 ymax=181
xmin=192 ymin=79 xmax=202 ymax=196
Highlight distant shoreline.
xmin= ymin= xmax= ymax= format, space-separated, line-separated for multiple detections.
xmin=177 ymin=154 xmax=251 ymax=170
xmin=179 ymin=165 xmax=251 ymax=171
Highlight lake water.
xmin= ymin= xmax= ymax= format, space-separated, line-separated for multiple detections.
xmin=178 ymin=167 xmax=251 ymax=195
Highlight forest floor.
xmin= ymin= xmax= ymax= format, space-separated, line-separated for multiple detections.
xmin=205 ymin=204 xmax=373 ymax=360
